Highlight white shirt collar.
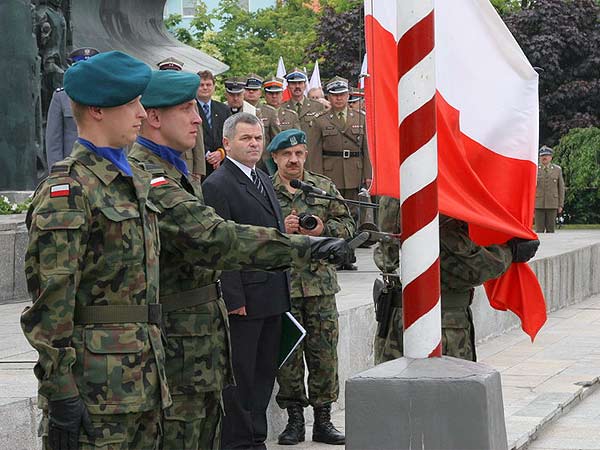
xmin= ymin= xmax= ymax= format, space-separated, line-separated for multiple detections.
xmin=227 ymin=156 xmax=255 ymax=180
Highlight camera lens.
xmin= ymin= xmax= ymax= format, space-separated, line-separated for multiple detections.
xmin=298 ymin=213 xmax=318 ymax=230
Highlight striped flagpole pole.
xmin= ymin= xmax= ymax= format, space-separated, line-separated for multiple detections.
xmin=398 ymin=0 xmax=442 ymax=358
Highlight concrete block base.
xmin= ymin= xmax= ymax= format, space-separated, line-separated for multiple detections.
xmin=346 ymin=357 xmax=508 ymax=450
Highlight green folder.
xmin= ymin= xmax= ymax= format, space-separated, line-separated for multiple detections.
xmin=278 ymin=312 xmax=307 ymax=368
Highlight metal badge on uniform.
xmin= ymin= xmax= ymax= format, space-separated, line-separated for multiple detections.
xmin=290 ymin=136 xmax=297 ymax=145
xmin=50 ymin=184 xmax=70 ymax=197
xmin=151 ymin=176 xmax=168 ymax=187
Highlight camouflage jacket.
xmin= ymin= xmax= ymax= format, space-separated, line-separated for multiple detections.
xmin=21 ymin=142 xmax=171 ymax=415
xmin=374 ymin=196 xmax=512 ymax=294
xmin=128 ymin=143 xmax=314 ymax=394
xmin=272 ymin=170 xmax=356 ymax=298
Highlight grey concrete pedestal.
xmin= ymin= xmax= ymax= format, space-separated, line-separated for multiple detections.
xmin=346 ymin=356 xmax=508 ymax=450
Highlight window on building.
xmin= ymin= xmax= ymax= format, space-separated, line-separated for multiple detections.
xmin=183 ymin=0 xmax=197 ymax=17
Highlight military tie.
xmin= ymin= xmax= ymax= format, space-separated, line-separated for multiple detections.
xmin=202 ymin=103 xmax=212 ymax=128
xmin=296 ymin=102 xmax=302 ymax=115
xmin=338 ymin=111 xmax=346 ymax=125
xmin=251 ymin=169 xmax=267 ymax=198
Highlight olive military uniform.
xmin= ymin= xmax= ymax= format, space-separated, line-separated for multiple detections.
xmin=535 ymin=163 xmax=565 ymax=233
xmin=283 ymin=97 xmax=324 ymax=159
xmin=273 ymin=170 xmax=355 ymax=409
xmin=129 ymin=142 xmax=315 ymax=450
xmin=22 ymin=142 xmax=171 ymax=449
xmin=256 ymin=104 xmax=300 ymax=173
xmin=373 ymin=196 xmax=513 ymax=364
xmin=307 ymin=108 xmax=372 ymax=210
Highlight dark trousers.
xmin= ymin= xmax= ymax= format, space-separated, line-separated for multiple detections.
xmin=221 ymin=314 xmax=282 ymax=450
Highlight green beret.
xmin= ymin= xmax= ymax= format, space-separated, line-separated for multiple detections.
xmin=141 ymin=71 xmax=200 ymax=108
xmin=64 ymin=51 xmax=151 ymax=107
xmin=267 ymin=129 xmax=307 ymax=153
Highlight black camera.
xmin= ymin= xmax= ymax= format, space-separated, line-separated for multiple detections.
xmin=298 ymin=213 xmax=318 ymax=230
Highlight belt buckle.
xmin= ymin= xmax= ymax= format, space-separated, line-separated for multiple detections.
xmin=343 ymin=149 xmax=351 ymax=159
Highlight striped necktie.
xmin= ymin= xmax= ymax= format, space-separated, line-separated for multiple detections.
xmin=251 ymin=169 xmax=267 ymax=197
xmin=202 ymin=103 xmax=212 ymax=128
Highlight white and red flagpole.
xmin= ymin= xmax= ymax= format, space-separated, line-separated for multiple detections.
xmin=398 ymin=0 xmax=441 ymax=358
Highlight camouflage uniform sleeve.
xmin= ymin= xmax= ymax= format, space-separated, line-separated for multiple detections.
xmin=20 ymin=176 xmax=89 ymax=401
xmin=373 ymin=196 xmax=401 ymax=274
xmin=440 ymin=218 xmax=513 ymax=292
xmin=151 ymin=182 xmax=312 ymax=271
xmin=323 ymin=181 xmax=356 ymax=239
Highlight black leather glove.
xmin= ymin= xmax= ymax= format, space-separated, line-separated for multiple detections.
xmin=507 ymin=237 xmax=540 ymax=263
xmin=48 ymin=397 xmax=94 ymax=450
xmin=308 ymin=237 xmax=352 ymax=265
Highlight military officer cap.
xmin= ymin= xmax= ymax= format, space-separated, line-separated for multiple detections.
xmin=267 ymin=129 xmax=307 ymax=153
xmin=326 ymin=76 xmax=350 ymax=94
xmin=348 ymin=88 xmax=364 ymax=103
xmin=157 ymin=56 xmax=184 ymax=71
xmin=539 ymin=145 xmax=553 ymax=156
xmin=263 ymin=77 xmax=285 ymax=93
xmin=67 ymin=47 xmax=99 ymax=64
xmin=64 ymin=50 xmax=152 ymax=107
xmin=224 ymin=77 xmax=246 ymax=94
xmin=245 ymin=74 xmax=264 ymax=90
xmin=285 ymin=68 xmax=308 ymax=83
xmin=141 ymin=70 xmax=200 ymax=108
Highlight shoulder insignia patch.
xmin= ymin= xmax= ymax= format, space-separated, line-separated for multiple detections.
xmin=50 ymin=184 xmax=70 ymax=198
xmin=151 ymin=176 xmax=168 ymax=187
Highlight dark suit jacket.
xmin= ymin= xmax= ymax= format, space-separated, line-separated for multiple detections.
xmin=197 ymin=99 xmax=231 ymax=153
xmin=202 ymin=158 xmax=291 ymax=319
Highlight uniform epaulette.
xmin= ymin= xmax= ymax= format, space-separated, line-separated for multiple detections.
xmin=314 ymin=110 xmax=329 ymax=119
xmin=49 ymin=157 xmax=75 ymax=175
xmin=308 ymin=170 xmax=334 ymax=185
xmin=139 ymin=163 xmax=166 ymax=175
xmin=260 ymin=104 xmax=276 ymax=113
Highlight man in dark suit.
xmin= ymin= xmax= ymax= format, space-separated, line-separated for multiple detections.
xmin=197 ymin=70 xmax=231 ymax=178
xmin=202 ymin=113 xmax=292 ymax=450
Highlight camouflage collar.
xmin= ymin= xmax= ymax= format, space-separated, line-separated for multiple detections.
xmin=69 ymin=142 xmax=123 ymax=185
xmin=272 ymin=169 xmax=316 ymax=198
xmin=129 ymin=142 xmax=182 ymax=180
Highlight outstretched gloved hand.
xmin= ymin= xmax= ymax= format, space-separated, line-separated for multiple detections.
xmin=308 ymin=237 xmax=352 ymax=265
xmin=507 ymin=237 xmax=540 ymax=263
xmin=48 ymin=396 xmax=95 ymax=450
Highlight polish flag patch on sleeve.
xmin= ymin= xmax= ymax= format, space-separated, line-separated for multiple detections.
xmin=151 ymin=177 xmax=168 ymax=187
xmin=50 ymin=184 xmax=70 ymax=198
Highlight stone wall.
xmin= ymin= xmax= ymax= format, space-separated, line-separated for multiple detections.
xmin=0 ymin=214 xmax=28 ymax=304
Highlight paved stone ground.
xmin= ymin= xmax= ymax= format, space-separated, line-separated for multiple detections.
xmin=527 ymin=382 xmax=600 ymax=449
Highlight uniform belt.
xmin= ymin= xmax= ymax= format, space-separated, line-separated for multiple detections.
xmin=74 ymin=304 xmax=162 ymax=325
xmin=160 ymin=282 xmax=222 ymax=313
xmin=323 ymin=150 xmax=362 ymax=159
xmin=441 ymin=290 xmax=471 ymax=308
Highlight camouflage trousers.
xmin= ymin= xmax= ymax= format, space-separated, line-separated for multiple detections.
xmin=374 ymin=297 xmax=476 ymax=364
xmin=42 ymin=408 xmax=161 ymax=449
xmin=276 ymin=294 xmax=340 ymax=409
xmin=161 ymin=391 xmax=223 ymax=450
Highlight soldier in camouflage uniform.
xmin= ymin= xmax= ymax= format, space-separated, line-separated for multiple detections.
xmin=21 ymin=51 xmax=171 ymax=450
xmin=373 ymin=196 xmax=540 ymax=364
xmin=128 ymin=71 xmax=355 ymax=450
xmin=269 ymin=129 xmax=354 ymax=446
xmin=256 ymin=77 xmax=300 ymax=174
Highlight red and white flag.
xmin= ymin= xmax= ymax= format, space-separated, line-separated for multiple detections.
xmin=365 ymin=0 xmax=546 ymax=339
xmin=276 ymin=56 xmax=291 ymax=102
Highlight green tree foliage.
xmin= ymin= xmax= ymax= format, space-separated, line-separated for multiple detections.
xmin=554 ymin=127 xmax=600 ymax=223
xmin=503 ymin=0 xmax=600 ymax=145
xmin=307 ymin=1 xmax=364 ymax=82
